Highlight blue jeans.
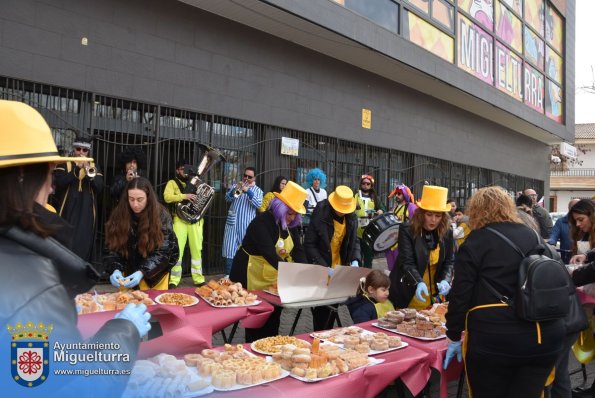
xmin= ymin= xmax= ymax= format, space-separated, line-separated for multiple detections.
xmin=225 ymin=257 xmax=233 ymax=275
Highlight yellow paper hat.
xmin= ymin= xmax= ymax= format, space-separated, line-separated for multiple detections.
xmin=417 ymin=185 xmax=451 ymax=212
xmin=274 ymin=181 xmax=308 ymax=214
xmin=328 ymin=185 xmax=357 ymax=213
xmin=0 ymin=100 xmax=92 ymax=168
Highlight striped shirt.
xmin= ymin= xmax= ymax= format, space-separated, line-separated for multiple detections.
xmin=221 ymin=184 xmax=263 ymax=259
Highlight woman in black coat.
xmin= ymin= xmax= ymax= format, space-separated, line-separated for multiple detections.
xmin=444 ymin=187 xmax=565 ymax=398
xmin=304 ymin=185 xmax=361 ymax=330
xmin=104 ymin=177 xmax=178 ymax=290
xmin=0 ymin=100 xmax=147 ymax=397
xmin=389 ymin=185 xmax=454 ymax=309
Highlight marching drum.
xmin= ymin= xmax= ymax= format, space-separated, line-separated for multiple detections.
xmin=363 ymin=213 xmax=401 ymax=252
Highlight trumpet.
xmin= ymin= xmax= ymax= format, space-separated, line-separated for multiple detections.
xmin=233 ymin=181 xmax=246 ymax=198
xmin=85 ymin=165 xmax=97 ymax=178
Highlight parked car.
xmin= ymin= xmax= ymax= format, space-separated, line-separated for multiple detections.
xmin=550 ymin=212 xmax=566 ymax=224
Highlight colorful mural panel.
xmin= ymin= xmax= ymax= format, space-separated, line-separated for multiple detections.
xmin=545 ymin=79 xmax=563 ymax=122
xmin=458 ymin=13 xmax=494 ymax=84
xmin=502 ymin=0 xmax=523 ymax=15
xmin=546 ymin=5 xmax=563 ymax=53
xmin=403 ymin=10 xmax=454 ymax=62
xmin=495 ymin=42 xmax=523 ymax=100
xmin=524 ymin=0 xmax=544 ymax=36
xmin=524 ymin=63 xmax=544 ymax=113
xmin=496 ymin=1 xmax=522 ymax=53
xmin=405 ymin=0 xmax=429 ymax=14
xmin=458 ymin=0 xmax=494 ymax=31
xmin=524 ymin=26 xmax=544 ymax=70
xmin=545 ymin=45 xmax=562 ymax=84
xmin=432 ymin=0 xmax=454 ymax=30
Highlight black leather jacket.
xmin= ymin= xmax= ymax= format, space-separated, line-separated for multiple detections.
xmin=389 ymin=224 xmax=454 ymax=308
xmin=0 ymin=226 xmax=140 ymax=397
xmin=104 ymin=207 xmax=178 ymax=287
xmin=304 ymin=199 xmax=361 ymax=267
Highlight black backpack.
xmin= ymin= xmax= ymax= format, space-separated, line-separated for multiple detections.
xmin=482 ymin=227 xmax=570 ymax=322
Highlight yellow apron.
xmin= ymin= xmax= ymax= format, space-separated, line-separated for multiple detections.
xmin=331 ymin=219 xmax=347 ymax=268
xmin=408 ymin=245 xmax=440 ymax=309
xmin=246 ymin=230 xmax=295 ymax=291
xmin=373 ymin=297 xmax=395 ymax=319
xmin=120 ymin=271 xmax=169 ymax=291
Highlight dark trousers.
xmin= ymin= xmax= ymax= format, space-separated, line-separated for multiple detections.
xmin=360 ymin=238 xmax=374 ymax=268
xmin=244 ymin=306 xmax=282 ymax=343
xmin=312 ymin=306 xmax=336 ymax=331
xmin=551 ymin=332 xmax=580 ymax=398
xmin=466 ymin=348 xmax=560 ymax=398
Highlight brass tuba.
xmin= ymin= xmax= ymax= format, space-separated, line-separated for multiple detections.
xmin=176 ymin=145 xmax=225 ymax=224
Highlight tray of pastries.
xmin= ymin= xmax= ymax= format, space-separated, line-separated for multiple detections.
xmin=325 ymin=330 xmax=408 ymax=355
xmin=271 ymin=338 xmax=384 ymax=382
xmin=196 ymin=279 xmax=260 ymax=307
xmin=310 ymin=326 xmax=366 ymax=343
xmin=373 ymin=308 xmax=447 ymax=340
xmin=123 ymin=353 xmax=213 ymax=398
xmin=155 ymin=292 xmax=199 ymax=307
xmin=185 ymin=344 xmax=288 ymax=391
xmin=76 ymin=291 xmax=155 ymax=314
xmin=251 ymin=335 xmax=312 ymax=355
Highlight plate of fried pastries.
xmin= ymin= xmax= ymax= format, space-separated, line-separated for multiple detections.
xmin=155 ymin=292 xmax=199 ymax=307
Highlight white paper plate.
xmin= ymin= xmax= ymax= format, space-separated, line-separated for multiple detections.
xmin=371 ymin=323 xmax=446 ymax=341
xmin=320 ymin=330 xmax=410 ymax=355
xmin=310 ymin=326 xmax=366 ymax=342
xmin=211 ymin=369 xmax=289 ymax=391
xmin=154 ymin=293 xmax=199 ymax=307
xmin=201 ymin=298 xmax=262 ymax=308
xmin=289 ymin=357 xmax=385 ymax=383
xmin=250 ymin=338 xmax=311 ymax=355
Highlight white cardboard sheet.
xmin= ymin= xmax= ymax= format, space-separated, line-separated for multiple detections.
xmin=277 ymin=262 xmax=371 ymax=304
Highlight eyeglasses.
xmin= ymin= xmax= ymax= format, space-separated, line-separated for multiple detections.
xmin=243 ymin=174 xmax=254 ymax=179
xmin=74 ymin=147 xmax=89 ymax=153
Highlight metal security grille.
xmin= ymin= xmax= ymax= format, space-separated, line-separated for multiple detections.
xmin=0 ymin=75 xmax=545 ymax=276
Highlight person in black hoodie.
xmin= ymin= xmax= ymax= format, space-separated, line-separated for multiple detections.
xmin=0 ymin=100 xmax=149 ymax=397
xmin=444 ymin=186 xmax=565 ymax=398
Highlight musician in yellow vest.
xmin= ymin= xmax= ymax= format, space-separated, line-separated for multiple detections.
xmin=230 ymin=181 xmax=308 ymax=341
xmin=354 ymin=175 xmax=384 ymax=268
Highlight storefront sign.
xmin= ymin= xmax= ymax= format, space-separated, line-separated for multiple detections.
xmin=362 ymin=108 xmax=372 ymax=129
xmin=280 ymin=137 xmax=299 ymax=156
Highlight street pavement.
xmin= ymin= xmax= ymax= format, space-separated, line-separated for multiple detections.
xmin=96 ymin=256 xmax=595 ymax=397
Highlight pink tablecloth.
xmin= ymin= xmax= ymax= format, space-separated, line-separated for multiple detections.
xmin=77 ymin=288 xmax=274 ymax=358
xmin=358 ymin=320 xmax=464 ymax=398
xmin=576 ymin=287 xmax=595 ymax=305
xmin=209 ymin=331 xmax=431 ymax=398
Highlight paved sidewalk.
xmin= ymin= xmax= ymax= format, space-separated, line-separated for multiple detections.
xmin=95 ymin=256 xmax=595 ymax=397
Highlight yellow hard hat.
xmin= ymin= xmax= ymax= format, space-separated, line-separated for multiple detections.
xmin=0 ymin=100 xmax=93 ymax=168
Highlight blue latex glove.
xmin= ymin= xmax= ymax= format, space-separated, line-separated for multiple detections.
xmin=350 ymin=260 xmax=359 ymax=267
xmin=123 ymin=271 xmax=144 ymax=288
xmin=443 ymin=340 xmax=462 ymax=369
xmin=109 ymin=269 xmax=123 ymax=287
xmin=437 ymin=280 xmax=451 ymax=296
xmin=328 ymin=267 xmax=334 ymax=277
xmin=115 ymin=303 xmax=151 ymax=338
xmin=415 ymin=282 xmax=429 ymax=302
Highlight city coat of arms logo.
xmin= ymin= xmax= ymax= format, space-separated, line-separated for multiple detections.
xmin=8 ymin=321 xmax=53 ymax=387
